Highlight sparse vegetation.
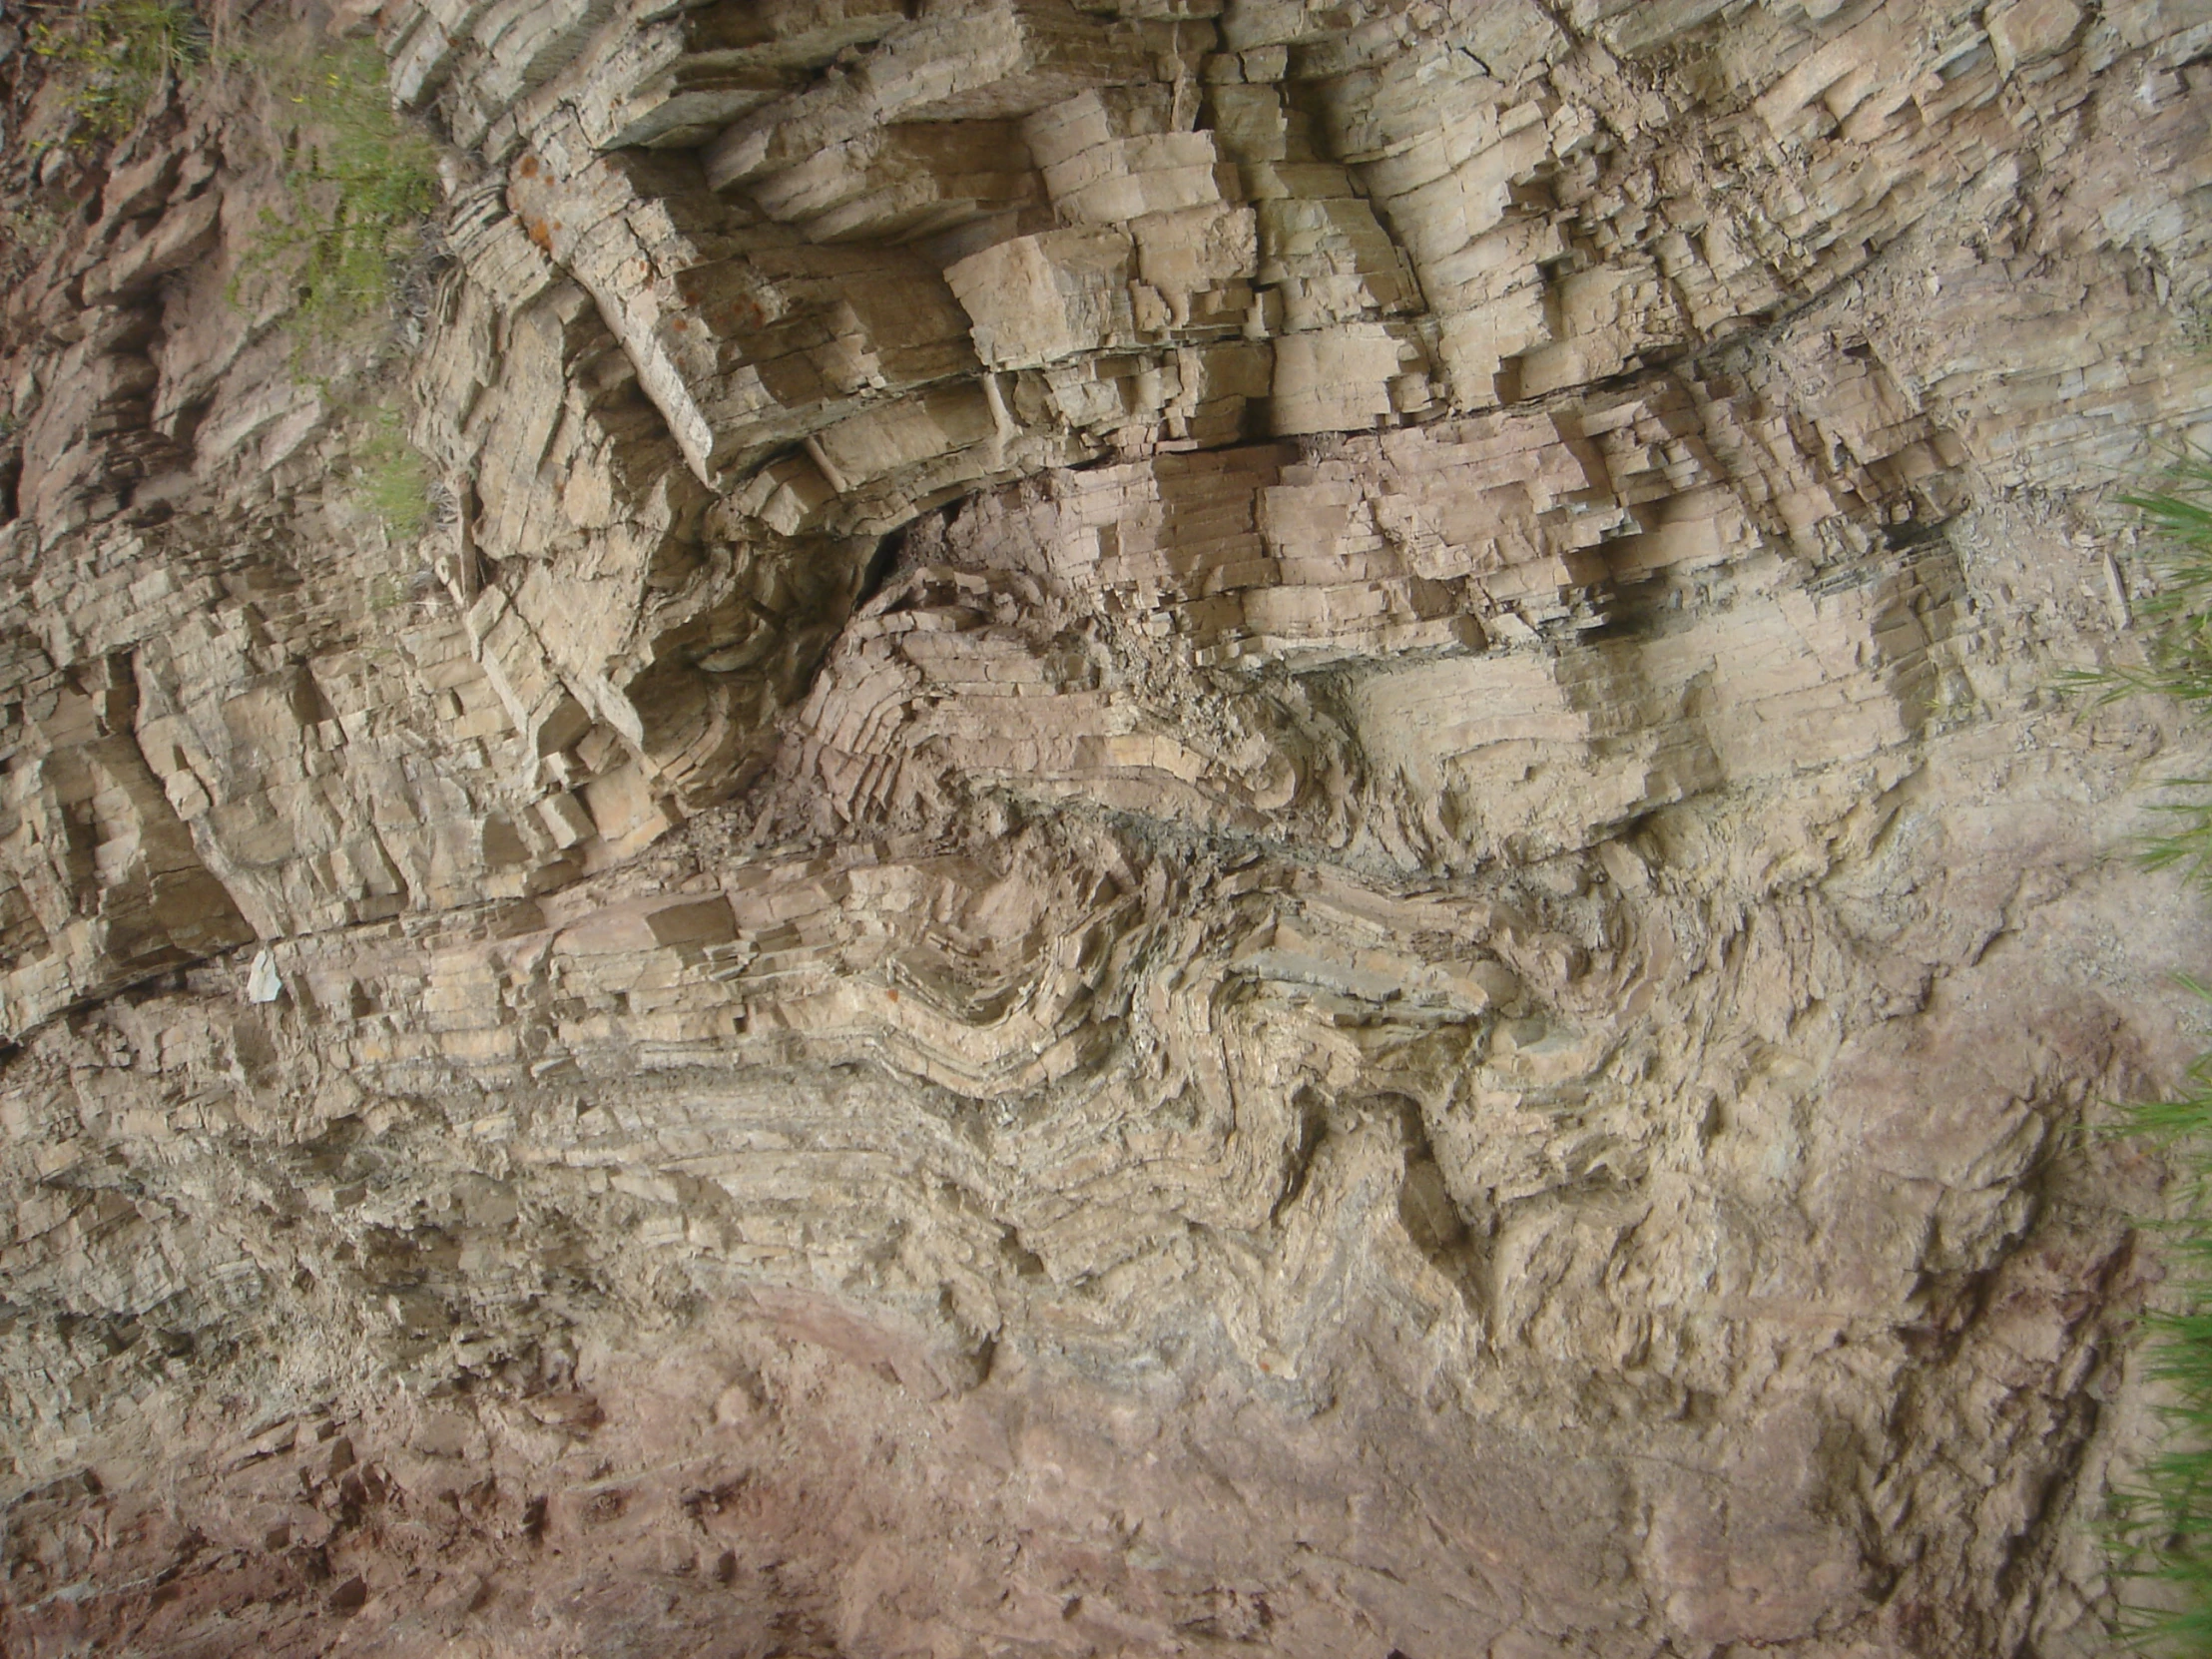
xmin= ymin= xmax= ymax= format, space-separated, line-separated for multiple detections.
xmin=27 ymin=8 xmax=444 ymax=540
xmin=239 ymin=40 xmax=441 ymax=341
xmin=2108 ymin=1034 xmax=2212 ymax=1651
xmin=0 ymin=202 xmax=63 ymax=281
xmin=2068 ymin=462 xmax=2212 ymax=886
xmin=26 ymin=0 xmax=203 ymax=140
xmin=351 ymin=401 xmax=430 ymax=540
xmin=223 ymin=40 xmax=443 ymax=543
xmin=2085 ymin=458 xmax=2212 ymax=1649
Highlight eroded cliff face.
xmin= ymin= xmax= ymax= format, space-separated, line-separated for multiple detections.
xmin=2 ymin=0 xmax=2211 ymax=1652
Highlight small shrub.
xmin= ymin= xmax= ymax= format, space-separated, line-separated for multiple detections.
xmin=27 ymin=0 xmax=204 ymax=141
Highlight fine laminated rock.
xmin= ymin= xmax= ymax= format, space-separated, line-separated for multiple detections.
xmin=1 ymin=0 xmax=2210 ymax=1653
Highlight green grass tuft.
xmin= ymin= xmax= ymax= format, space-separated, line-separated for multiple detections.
xmin=2068 ymin=462 xmax=2212 ymax=702
xmin=2108 ymin=1047 xmax=2212 ymax=1649
xmin=2068 ymin=463 xmax=2212 ymax=892
xmin=2089 ymin=458 xmax=2212 ymax=1648
xmin=352 ymin=403 xmax=429 ymax=540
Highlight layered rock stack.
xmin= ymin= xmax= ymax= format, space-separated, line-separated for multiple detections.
xmin=3 ymin=0 xmax=2212 ymax=1652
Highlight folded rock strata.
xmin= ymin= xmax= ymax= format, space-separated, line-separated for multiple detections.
xmin=2 ymin=0 xmax=2212 ymax=1653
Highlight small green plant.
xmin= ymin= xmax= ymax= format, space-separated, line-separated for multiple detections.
xmin=2108 ymin=1032 xmax=2212 ymax=1651
xmin=232 ymin=41 xmax=442 ymax=546
xmin=2068 ymin=461 xmax=2212 ymax=886
xmin=2073 ymin=462 xmax=2212 ymax=703
xmin=2086 ymin=457 xmax=2212 ymax=1648
xmin=237 ymin=40 xmax=440 ymax=340
xmin=27 ymin=0 xmax=203 ymax=140
xmin=353 ymin=402 xmax=429 ymax=539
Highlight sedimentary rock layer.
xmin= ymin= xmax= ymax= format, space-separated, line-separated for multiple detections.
xmin=3 ymin=0 xmax=2212 ymax=1653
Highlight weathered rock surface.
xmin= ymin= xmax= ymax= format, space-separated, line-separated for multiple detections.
xmin=4 ymin=0 xmax=2212 ymax=1652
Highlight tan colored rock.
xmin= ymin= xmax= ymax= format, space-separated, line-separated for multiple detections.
xmin=2 ymin=0 xmax=2212 ymax=1654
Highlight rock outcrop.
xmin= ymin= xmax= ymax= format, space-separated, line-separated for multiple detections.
xmin=4 ymin=0 xmax=2212 ymax=1652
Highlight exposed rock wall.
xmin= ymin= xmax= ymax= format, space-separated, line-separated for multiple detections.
xmin=4 ymin=0 xmax=2212 ymax=1653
